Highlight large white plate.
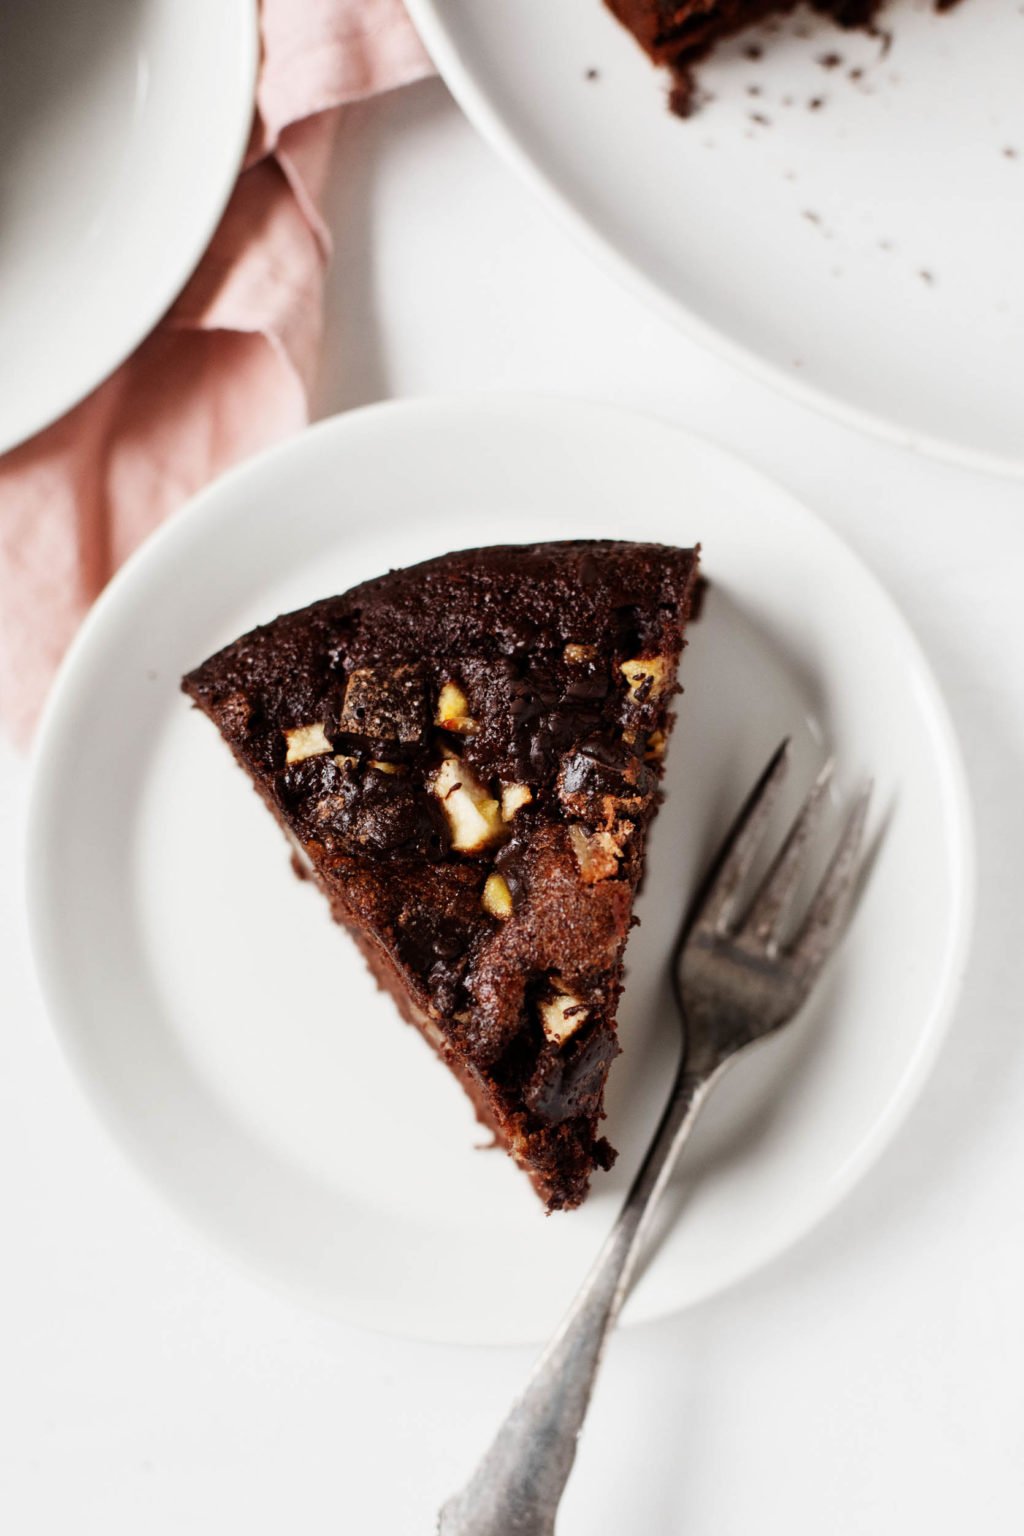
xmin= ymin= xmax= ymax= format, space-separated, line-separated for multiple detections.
xmin=406 ymin=0 xmax=1024 ymax=476
xmin=0 ymin=0 xmax=258 ymax=455
xmin=26 ymin=396 xmax=973 ymax=1345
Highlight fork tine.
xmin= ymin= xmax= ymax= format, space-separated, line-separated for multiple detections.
xmin=739 ymin=757 xmax=835 ymax=952
xmin=788 ymin=780 xmax=872 ymax=980
xmin=693 ymin=738 xmax=791 ymax=937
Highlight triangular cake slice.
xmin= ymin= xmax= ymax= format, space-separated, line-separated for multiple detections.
xmin=183 ymin=540 xmax=700 ymax=1209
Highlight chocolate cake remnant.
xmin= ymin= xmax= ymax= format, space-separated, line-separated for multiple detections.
xmin=183 ymin=541 xmax=700 ymax=1211
xmin=605 ymin=1 xmax=963 ymax=113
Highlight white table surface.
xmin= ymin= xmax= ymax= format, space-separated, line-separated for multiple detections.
xmin=3 ymin=78 xmax=1023 ymax=1535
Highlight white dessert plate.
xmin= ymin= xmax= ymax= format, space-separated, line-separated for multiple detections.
xmin=406 ymin=0 xmax=1024 ymax=476
xmin=27 ymin=396 xmax=973 ymax=1345
xmin=0 ymin=0 xmax=258 ymax=455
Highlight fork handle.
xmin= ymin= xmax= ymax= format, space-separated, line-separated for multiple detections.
xmin=437 ymin=1065 xmax=716 ymax=1536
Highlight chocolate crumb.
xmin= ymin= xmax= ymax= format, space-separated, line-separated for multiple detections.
xmin=818 ymin=52 xmax=843 ymax=69
xmin=747 ymin=84 xmax=762 ymax=96
xmin=850 ymin=67 xmax=864 ymax=81
xmin=585 ymin=67 xmax=600 ymax=82
xmin=750 ymin=112 xmax=772 ymax=126
xmin=809 ymin=96 xmax=825 ymax=111
xmin=1004 ymin=147 xmax=1019 ymax=160
xmin=668 ymin=78 xmax=697 ymax=117
xmin=744 ymin=43 xmax=763 ymax=60
xmin=919 ymin=269 xmax=935 ymax=285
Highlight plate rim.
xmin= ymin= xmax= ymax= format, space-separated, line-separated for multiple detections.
xmin=0 ymin=0 xmax=259 ymax=457
xmin=24 ymin=393 xmax=977 ymax=1344
xmin=404 ymin=0 xmax=1024 ymax=483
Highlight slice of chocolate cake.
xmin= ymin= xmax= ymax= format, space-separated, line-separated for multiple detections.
xmin=606 ymin=1 xmax=881 ymax=77
xmin=183 ymin=540 xmax=700 ymax=1210
xmin=605 ymin=1 xmax=957 ymax=113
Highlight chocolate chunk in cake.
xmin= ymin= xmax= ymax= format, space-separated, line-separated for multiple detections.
xmin=182 ymin=540 xmax=700 ymax=1210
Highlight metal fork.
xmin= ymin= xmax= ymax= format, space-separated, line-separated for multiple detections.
xmin=438 ymin=739 xmax=871 ymax=1536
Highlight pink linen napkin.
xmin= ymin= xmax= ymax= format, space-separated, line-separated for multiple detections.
xmin=0 ymin=0 xmax=432 ymax=746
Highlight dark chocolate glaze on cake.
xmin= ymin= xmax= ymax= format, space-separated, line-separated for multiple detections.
xmin=183 ymin=540 xmax=700 ymax=1210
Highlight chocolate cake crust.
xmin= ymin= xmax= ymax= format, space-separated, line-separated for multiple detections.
xmin=183 ymin=540 xmax=700 ymax=1210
